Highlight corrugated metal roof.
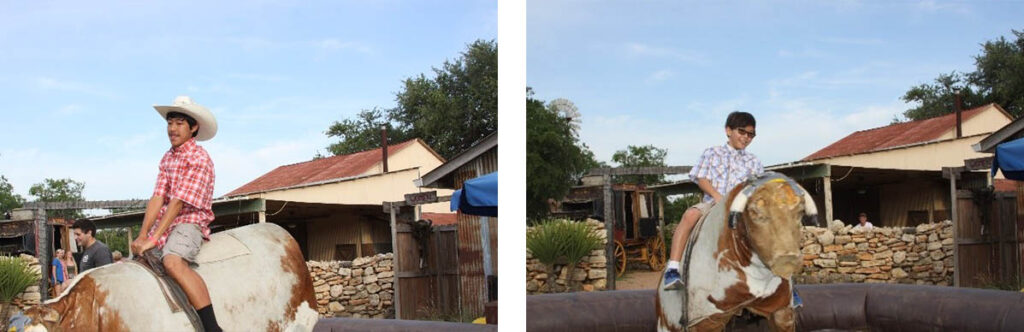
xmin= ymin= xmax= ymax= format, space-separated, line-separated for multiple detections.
xmin=803 ymin=104 xmax=995 ymax=161
xmin=226 ymin=139 xmax=420 ymax=196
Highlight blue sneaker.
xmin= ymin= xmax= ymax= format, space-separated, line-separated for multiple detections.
xmin=792 ymin=289 xmax=804 ymax=308
xmin=662 ymin=269 xmax=684 ymax=290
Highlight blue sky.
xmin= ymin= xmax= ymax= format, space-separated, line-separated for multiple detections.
xmin=0 ymin=1 xmax=496 ymax=202
xmin=528 ymin=1 xmax=1024 ymax=171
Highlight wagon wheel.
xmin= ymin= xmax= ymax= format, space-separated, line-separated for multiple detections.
xmin=614 ymin=241 xmax=627 ymax=277
xmin=648 ymin=236 xmax=666 ymax=271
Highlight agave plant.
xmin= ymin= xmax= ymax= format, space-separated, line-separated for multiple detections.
xmin=0 ymin=255 xmax=40 ymax=326
xmin=527 ymin=219 xmax=603 ymax=292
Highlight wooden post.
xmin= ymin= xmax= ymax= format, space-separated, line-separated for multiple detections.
xmin=603 ymin=174 xmax=615 ymax=290
xmin=36 ymin=209 xmax=50 ymax=301
xmin=388 ymin=203 xmax=401 ymax=319
xmin=823 ymin=176 xmax=833 ymax=224
xmin=950 ymin=168 xmax=959 ymax=287
xmin=127 ymin=227 xmax=134 ymax=258
xmin=258 ymin=199 xmax=266 ymax=223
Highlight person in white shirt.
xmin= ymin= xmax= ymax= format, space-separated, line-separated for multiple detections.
xmin=856 ymin=212 xmax=874 ymax=229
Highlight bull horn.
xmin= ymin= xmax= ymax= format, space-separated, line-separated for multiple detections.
xmin=728 ymin=189 xmax=750 ymax=229
xmin=800 ymin=186 xmax=819 ymax=227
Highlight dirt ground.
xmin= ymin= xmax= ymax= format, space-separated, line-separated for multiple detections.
xmin=614 ymin=269 xmax=662 ymax=290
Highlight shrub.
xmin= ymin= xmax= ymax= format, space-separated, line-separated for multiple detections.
xmin=527 ymin=219 xmax=604 ymax=292
xmin=527 ymin=219 xmax=603 ymax=265
xmin=0 ymin=255 xmax=39 ymax=303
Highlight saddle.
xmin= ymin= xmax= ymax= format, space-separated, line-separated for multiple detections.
xmin=132 ymin=250 xmax=204 ymax=332
xmin=129 ymin=230 xmax=254 ymax=332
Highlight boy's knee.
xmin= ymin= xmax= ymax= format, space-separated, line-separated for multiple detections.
xmin=163 ymin=255 xmax=186 ymax=272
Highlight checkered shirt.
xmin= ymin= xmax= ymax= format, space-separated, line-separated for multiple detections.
xmin=688 ymin=143 xmax=763 ymax=204
xmin=149 ymin=138 xmax=215 ymax=248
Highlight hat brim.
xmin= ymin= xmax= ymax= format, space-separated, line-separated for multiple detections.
xmin=154 ymin=104 xmax=218 ymax=141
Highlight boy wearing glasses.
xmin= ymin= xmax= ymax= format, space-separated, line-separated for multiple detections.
xmin=663 ymin=111 xmax=763 ymax=290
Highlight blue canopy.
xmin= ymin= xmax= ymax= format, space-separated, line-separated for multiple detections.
xmin=450 ymin=171 xmax=498 ymax=217
xmin=992 ymin=137 xmax=1024 ymax=181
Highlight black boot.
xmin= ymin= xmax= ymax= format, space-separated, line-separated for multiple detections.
xmin=197 ymin=305 xmax=223 ymax=332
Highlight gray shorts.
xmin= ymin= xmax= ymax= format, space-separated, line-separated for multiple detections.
xmin=157 ymin=223 xmax=203 ymax=266
xmin=688 ymin=201 xmax=714 ymax=217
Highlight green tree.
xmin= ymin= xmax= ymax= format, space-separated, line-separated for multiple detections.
xmin=28 ymin=178 xmax=85 ymax=220
xmin=902 ymin=29 xmax=1024 ymax=120
xmin=971 ymin=29 xmax=1024 ymax=117
xmin=526 ymin=89 xmax=594 ymax=221
xmin=611 ymin=145 xmax=669 ymax=184
xmin=95 ymin=227 xmax=130 ymax=258
xmin=0 ymin=176 xmax=25 ymax=216
xmin=326 ymin=39 xmax=497 ymax=159
xmin=325 ymin=108 xmax=409 ymax=156
xmin=901 ymin=72 xmax=985 ymax=121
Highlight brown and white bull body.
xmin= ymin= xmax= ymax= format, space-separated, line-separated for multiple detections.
xmin=657 ymin=173 xmax=815 ymax=332
xmin=23 ymin=223 xmax=319 ymax=332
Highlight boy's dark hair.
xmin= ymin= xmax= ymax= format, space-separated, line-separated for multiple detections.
xmin=167 ymin=111 xmax=199 ymax=138
xmin=725 ymin=111 xmax=756 ymax=129
xmin=71 ymin=219 xmax=97 ymax=236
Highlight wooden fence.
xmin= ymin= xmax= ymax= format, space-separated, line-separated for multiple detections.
xmin=955 ymin=190 xmax=1020 ymax=287
xmin=395 ymin=222 xmax=460 ymax=319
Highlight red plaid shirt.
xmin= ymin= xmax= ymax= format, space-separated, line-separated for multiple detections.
xmin=149 ymin=138 xmax=215 ymax=248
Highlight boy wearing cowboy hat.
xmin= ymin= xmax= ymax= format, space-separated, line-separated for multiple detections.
xmin=131 ymin=95 xmax=222 ymax=332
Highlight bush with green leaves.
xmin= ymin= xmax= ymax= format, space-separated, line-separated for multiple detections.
xmin=527 ymin=219 xmax=604 ymax=292
xmin=527 ymin=219 xmax=603 ymax=265
xmin=0 ymin=255 xmax=39 ymax=303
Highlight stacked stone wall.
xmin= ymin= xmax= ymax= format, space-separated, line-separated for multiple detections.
xmin=308 ymin=253 xmax=395 ymax=318
xmin=797 ymin=220 xmax=954 ymax=285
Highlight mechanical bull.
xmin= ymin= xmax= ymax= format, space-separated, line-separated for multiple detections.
xmin=657 ymin=172 xmax=817 ymax=332
xmin=21 ymin=223 xmax=319 ymax=331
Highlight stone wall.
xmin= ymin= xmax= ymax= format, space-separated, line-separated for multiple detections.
xmin=307 ymin=253 xmax=395 ymax=319
xmin=526 ymin=219 xmax=608 ymax=294
xmin=797 ymin=220 xmax=954 ymax=285
xmin=11 ymin=254 xmax=42 ymax=311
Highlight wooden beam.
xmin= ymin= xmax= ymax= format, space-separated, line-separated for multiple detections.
xmin=211 ymin=199 xmax=266 ymax=217
xmin=22 ymin=200 xmax=147 ymax=210
xmin=588 ymin=166 xmax=692 ymax=176
xmin=772 ymin=163 xmax=831 ymax=181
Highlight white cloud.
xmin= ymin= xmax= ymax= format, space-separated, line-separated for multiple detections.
xmin=819 ymin=37 xmax=885 ymax=46
xmin=645 ymin=70 xmax=674 ymax=83
xmin=915 ymin=0 xmax=972 ymax=14
xmin=33 ymin=77 xmax=119 ymax=99
xmin=777 ymin=47 xmax=827 ymax=59
xmin=314 ymin=39 xmax=372 ymax=54
xmin=625 ymin=43 xmax=707 ymax=65
xmin=56 ymin=104 xmax=84 ymax=116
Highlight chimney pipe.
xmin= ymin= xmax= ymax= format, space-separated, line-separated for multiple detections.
xmin=955 ymin=94 xmax=962 ymax=139
xmin=381 ymin=126 xmax=389 ymax=173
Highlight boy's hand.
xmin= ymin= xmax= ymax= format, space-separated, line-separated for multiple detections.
xmin=131 ymin=238 xmax=157 ymax=254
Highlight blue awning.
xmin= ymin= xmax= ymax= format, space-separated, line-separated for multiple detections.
xmin=992 ymin=137 xmax=1024 ymax=181
xmin=450 ymin=171 xmax=497 ymax=217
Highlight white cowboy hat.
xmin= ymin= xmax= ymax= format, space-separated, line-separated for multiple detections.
xmin=153 ymin=96 xmax=218 ymax=141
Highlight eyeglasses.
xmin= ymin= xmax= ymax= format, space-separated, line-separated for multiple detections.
xmin=736 ymin=128 xmax=756 ymax=139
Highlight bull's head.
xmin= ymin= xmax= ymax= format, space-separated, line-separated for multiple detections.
xmin=728 ymin=172 xmax=817 ymax=278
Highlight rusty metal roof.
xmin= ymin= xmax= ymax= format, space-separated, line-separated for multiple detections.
xmin=803 ymin=104 xmax=996 ymax=161
xmin=226 ymin=139 xmax=423 ymax=197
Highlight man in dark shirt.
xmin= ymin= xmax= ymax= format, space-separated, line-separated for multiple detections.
xmin=72 ymin=219 xmax=113 ymax=272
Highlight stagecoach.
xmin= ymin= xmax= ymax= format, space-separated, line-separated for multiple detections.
xmin=552 ymin=183 xmax=666 ymax=277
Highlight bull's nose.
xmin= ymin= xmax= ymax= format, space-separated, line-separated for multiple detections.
xmin=770 ymin=255 xmax=802 ymax=278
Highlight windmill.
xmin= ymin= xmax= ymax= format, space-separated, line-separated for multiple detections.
xmin=547 ymin=98 xmax=582 ymax=136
